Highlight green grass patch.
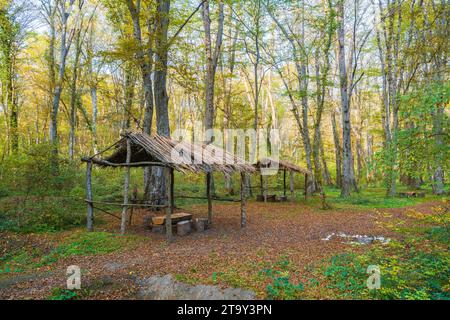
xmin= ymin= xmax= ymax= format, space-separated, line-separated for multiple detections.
xmin=323 ymin=186 xmax=441 ymax=209
xmin=47 ymin=287 xmax=91 ymax=300
xmin=318 ymin=205 xmax=450 ymax=300
xmin=1 ymin=231 xmax=143 ymax=274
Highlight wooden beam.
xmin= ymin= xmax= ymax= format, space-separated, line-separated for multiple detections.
xmin=166 ymin=167 xmax=174 ymax=243
xmin=283 ymin=169 xmax=287 ymax=196
xmin=260 ymin=174 xmax=263 ymax=196
xmin=92 ymin=205 xmax=121 ymax=220
xmin=290 ymin=171 xmax=294 ymax=202
xmin=264 ymin=175 xmax=268 ymax=202
xmin=206 ymin=172 xmax=212 ymax=224
xmin=86 ymin=160 xmax=94 ymax=231
xmin=81 ymin=157 xmax=171 ymax=168
xmin=240 ymin=172 xmax=247 ymax=228
xmin=120 ymin=138 xmax=131 ymax=235
xmin=85 ymin=199 xmax=167 ymax=207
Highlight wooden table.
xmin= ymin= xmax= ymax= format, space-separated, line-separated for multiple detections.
xmin=398 ymin=191 xmax=425 ymax=198
xmin=152 ymin=212 xmax=193 ymax=226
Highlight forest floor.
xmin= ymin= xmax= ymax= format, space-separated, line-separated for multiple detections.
xmin=0 ymin=196 xmax=448 ymax=300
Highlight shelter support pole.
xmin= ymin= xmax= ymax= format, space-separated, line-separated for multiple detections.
xmin=86 ymin=160 xmax=94 ymax=231
xmin=260 ymin=174 xmax=263 ymax=196
xmin=207 ymin=172 xmax=212 ymax=225
xmin=290 ymin=171 xmax=294 ymax=202
xmin=283 ymin=169 xmax=287 ymax=197
xmin=240 ymin=172 xmax=247 ymax=228
xmin=166 ymin=167 xmax=174 ymax=243
xmin=304 ymin=173 xmax=308 ymax=201
xmin=264 ymin=175 xmax=268 ymax=202
xmin=120 ymin=137 xmax=131 ymax=235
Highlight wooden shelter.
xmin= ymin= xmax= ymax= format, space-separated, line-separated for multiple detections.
xmin=254 ymin=157 xmax=312 ymax=202
xmin=81 ymin=132 xmax=255 ymax=242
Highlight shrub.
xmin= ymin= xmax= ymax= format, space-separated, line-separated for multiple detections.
xmin=0 ymin=143 xmax=85 ymax=232
xmin=322 ymin=220 xmax=450 ymax=300
xmin=261 ymin=257 xmax=304 ymax=300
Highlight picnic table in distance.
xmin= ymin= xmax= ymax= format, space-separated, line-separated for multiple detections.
xmin=152 ymin=212 xmax=193 ymax=226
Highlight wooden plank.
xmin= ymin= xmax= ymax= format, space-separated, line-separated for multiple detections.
xmin=84 ymin=199 xmax=167 ymax=208
xmin=81 ymin=157 xmax=171 ymax=168
xmin=153 ymin=212 xmax=192 ymax=226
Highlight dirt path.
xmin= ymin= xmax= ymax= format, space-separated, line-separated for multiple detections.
xmin=1 ymin=200 xmax=440 ymax=299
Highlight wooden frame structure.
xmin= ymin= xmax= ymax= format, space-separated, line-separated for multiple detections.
xmin=81 ymin=132 xmax=255 ymax=242
xmin=254 ymin=158 xmax=312 ymax=202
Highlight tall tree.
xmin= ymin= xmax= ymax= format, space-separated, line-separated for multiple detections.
xmin=149 ymin=0 xmax=171 ymax=205
xmin=202 ymin=0 xmax=224 ymax=196
xmin=50 ymin=0 xmax=77 ymax=160
xmin=266 ymin=0 xmax=315 ymax=194
xmin=312 ymin=0 xmax=335 ymax=207
xmin=336 ymin=0 xmax=354 ymax=197
xmin=0 ymin=0 xmax=29 ymax=154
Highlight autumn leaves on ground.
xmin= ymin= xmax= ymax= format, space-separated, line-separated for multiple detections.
xmin=1 ymin=192 xmax=448 ymax=300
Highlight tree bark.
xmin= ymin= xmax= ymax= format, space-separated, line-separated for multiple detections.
xmin=337 ymin=0 xmax=356 ymax=197
xmin=50 ymin=0 xmax=76 ymax=161
xmin=69 ymin=27 xmax=82 ymax=160
xmin=202 ymin=0 xmax=224 ymax=197
xmin=331 ymin=109 xmax=342 ymax=188
xmin=150 ymin=0 xmax=171 ymax=206
xmin=121 ymin=138 xmax=132 ymax=235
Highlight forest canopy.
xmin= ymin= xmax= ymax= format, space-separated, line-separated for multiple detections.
xmin=0 ymin=0 xmax=448 ymax=198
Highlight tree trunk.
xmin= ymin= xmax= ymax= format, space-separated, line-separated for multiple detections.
xmin=69 ymin=28 xmax=82 ymax=160
xmin=331 ymin=110 xmax=342 ymax=188
xmin=125 ymin=0 xmax=155 ymax=200
xmin=121 ymin=138 xmax=132 ymax=234
xmin=50 ymin=0 xmax=76 ymax=162
xmin=202 ymin=0 xmax=224 ymax=197
xmin=150 ymin=0 xmax=171 ymax=206
xmin=337 ymin=0 xmax=354 ymax=197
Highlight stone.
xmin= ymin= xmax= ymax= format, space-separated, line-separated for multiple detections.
xmin=152 ymin=225 xmax=165 ymax=234
xmin=177 ymin=220 xmax=191 ymax=236
xmin=143 ymin=215 xmax=154 ymax=228
xmin=136 ymin=274 xmax=255 ymax=300
xmin=193 ymin=218 xmax=208 ymax=232
xmin=104 ymin=262 xmax=126 ymax=272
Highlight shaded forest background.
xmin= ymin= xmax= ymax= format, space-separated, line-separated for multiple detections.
xmin=0 ymin=0 xmax=448 ymax=230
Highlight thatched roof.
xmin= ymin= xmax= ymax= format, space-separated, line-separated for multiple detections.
xmin=84 ymin=132 xmax=255 ymax=174
xmin=254 ymin=157 xmax=312 ymax=175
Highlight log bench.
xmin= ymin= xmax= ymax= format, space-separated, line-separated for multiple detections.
xmin=151 ymin=212 xmax=193 ymax=226
xmin=398 ymin=191 xmax=425 ymax=198
xmin=256 ymin=194 xmax=277 ymax=202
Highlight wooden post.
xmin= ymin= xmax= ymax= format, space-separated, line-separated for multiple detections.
xmin=120 ymin=137 xmax=131 ymax=235
xmin=263 ymin=175 xmax=268 ymax=202
xmin=128 ymin=186 xmax=138 ymax=226
xmin=283 ymin=169 xmax=286 ymax=197
xmin=170 ymin=169 xmax=175 ymax=209
xmin=240 ymin=172 xmax=247 ymax=228
xmin=290 ymin=170 xmax=294 ymax=202
xmin=166 ymin=167 xmax=174 ymax=243
xmin=304 ymin=173 xmax=308 ymax=201
xmin=259 ymin=174 xmax=263 ymax=196
xmin=206 ymin=172 xmax=212 ymax=225
xmin=86 ymin=160 xmax=94 ymax=231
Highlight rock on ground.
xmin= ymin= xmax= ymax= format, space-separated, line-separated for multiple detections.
xmin=135 ymin=274 xmax=255 ymax=300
